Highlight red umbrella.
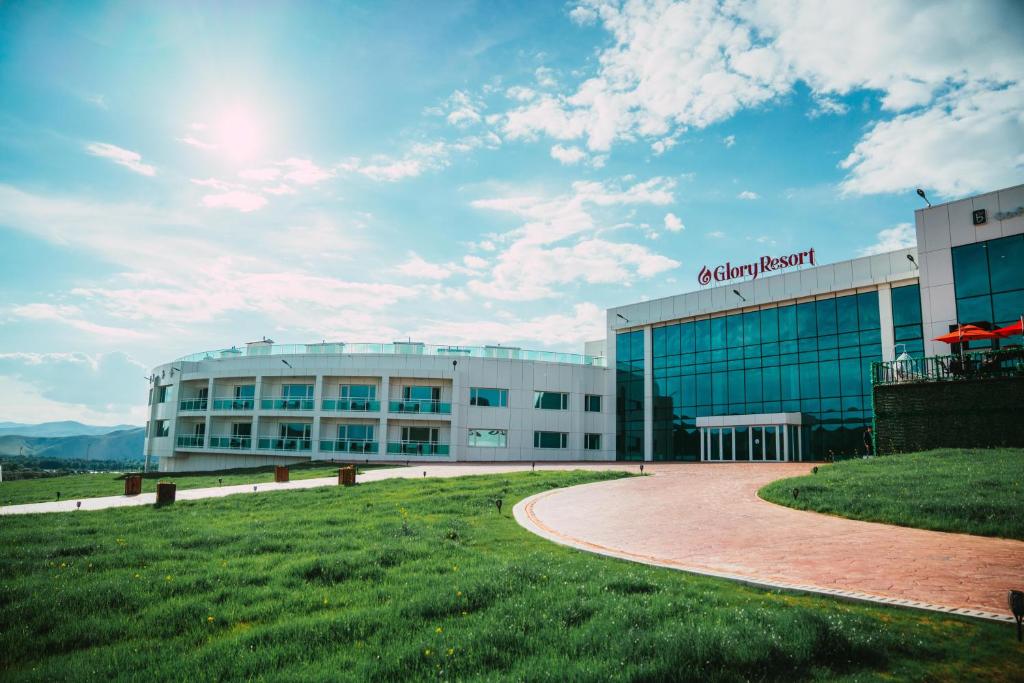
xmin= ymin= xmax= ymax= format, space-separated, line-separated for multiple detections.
xmin=992 ymin=318 xmax=1024 ymax=338
xmin=932 ymin=324 xmax=1000 ymax=344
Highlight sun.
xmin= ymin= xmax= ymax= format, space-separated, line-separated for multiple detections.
xmin=212 ymin=106 xmax=263 ymax=162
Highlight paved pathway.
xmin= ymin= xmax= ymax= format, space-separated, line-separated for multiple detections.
xmin=0 ymin=463 xmax=634 ymax=515
xmin=514 ymin=463 xmax=1023 ymax=622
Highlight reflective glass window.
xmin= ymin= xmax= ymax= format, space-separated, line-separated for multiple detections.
xmin=469 ymin=429 xmax=507 ymax=447
xmin=952 ymin=242 xmax=990 ymax=299
xmin=989 ymin=234 xmax=1024 ymax=294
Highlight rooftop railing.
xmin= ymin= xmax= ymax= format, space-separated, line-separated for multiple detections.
xmin=175 ymin=342 xmax=605 ymax=367
xmin=872 ymin=348 xmax=1024 ymax=387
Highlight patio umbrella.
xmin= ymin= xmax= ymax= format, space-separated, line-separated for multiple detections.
xmin=932 ymin=324 xmax=1000 ymax=344
xmin=992 ymin=317 xmax=1024 ymax=338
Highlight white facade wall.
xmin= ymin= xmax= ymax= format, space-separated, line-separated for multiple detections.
xmin=145 ymin=353 xmax=614 ymax=472
xmin=914 ymin=183 xmax=1024 ymax=356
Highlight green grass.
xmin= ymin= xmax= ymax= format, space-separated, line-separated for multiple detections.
xmin=760 ymin=448 xmax=1024 ymax=540
xmin=1 ymin=471 xmax=1019 ymax=681
xmin=0 ymin=461 xmax=390 ymax=507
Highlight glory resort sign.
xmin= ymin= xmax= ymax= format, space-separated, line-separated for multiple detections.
xmin=698 ymin=248 xmax=816 ymax=285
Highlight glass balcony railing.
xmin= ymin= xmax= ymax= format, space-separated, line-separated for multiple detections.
xmin=179 ymin=398 xmax=208 ymax=411
xmin=209 ymin=436 xmax=252 ymax=450
xmin=388 ymin=400 xmax=452 ymax=415
xmin=321 ymin=398 xmax=380 ymax=412
xmin=386 ymin=442 xmax=450 ymax=456
xmin=260 ymin=398 xmax=315 ymax=411
xmin=257 ymin=438 xmax=312 ymax=451
xmin=319 ymin=440 xmax=379 ymax=453
xmin=176 ymin=341 xmax=605 ymax=367
xmin=176 ymin=434 xmax=205 ymax=448
xmin=212 ymin=397 xmax=255 ymax=411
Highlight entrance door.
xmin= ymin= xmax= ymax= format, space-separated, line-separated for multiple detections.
xmin=764 ymin=426 xmax=779 ymax=461
xmin=751 ymin=427 xmax=764 ymax=461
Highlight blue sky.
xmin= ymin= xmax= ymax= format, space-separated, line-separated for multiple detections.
xmin=1 ymin=0 xmax=1022 ymax=425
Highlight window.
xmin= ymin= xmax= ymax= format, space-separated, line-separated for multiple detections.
xmin=156 ymin=386 xmax=168 ymax=404
xmin=471 ymin=387 xmax=508 ymax=407
xmin=403 ymin=385 xmax=440 ymax=402
xmin=279 ymin=423 xmax=311 ymax=439
xmin=340 ymin=384 xmax=376 ymax=399
xmin=584 ymin=394 xmax=602 ymax=412
xmin=584 ymin=433 xmax=601 ymax=450
xmin=534 ymin=391 xmax=568 ymax=410
xmin=339 ymin=424 xmax=374 ymax=441
xmin=234 ymin=385 xmax=255 ymax=399
xmin=231 ymin=422 xmax=251 ymax=437
xmin=282 ymin=384 xmax=313 ymax=399
xmin=534 ymin=431 xmax=568 ymax=449
xmin=468 ymin=429 xmax=507 ymax=447
xmin=402 ymin=426 xmax=439 ymax=443
xmin=154 ymin=420 xmax=169 ymax=437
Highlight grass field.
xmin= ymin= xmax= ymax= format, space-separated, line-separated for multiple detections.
xmin=759 ymin=448 xmax=1024 ymax=540
xmin=0 ymin=461 xmax=390 ymax=507
xmin=1 ymin=470 xmax=1019 ymax=681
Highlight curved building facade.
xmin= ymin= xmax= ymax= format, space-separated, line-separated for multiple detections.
xmin=144 ymin=342 xmax=612 ymax=471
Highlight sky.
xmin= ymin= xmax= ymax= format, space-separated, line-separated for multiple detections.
xmin=0 ymin=0 xmax=1022 ymax=426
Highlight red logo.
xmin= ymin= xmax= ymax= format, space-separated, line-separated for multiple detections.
xmin=698 ymin=249 xmax=815 ymax=285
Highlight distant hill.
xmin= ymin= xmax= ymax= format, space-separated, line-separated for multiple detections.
xmin=0 ymin=428 xmax=145 ymax=463
xmin=0 ymin=421 xmax=140 ymax=438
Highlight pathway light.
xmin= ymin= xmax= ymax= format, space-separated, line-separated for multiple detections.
xmin=1010 ymin=590 xmax=1024 ymax=642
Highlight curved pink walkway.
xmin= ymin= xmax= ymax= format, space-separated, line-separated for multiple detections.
xmin=515 ymin=463 xmax=1024 ymax=622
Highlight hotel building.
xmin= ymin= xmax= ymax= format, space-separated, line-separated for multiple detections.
xmin=145 ymin=184 xmax=1023 ymax=470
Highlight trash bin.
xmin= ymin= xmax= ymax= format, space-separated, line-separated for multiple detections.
xmin=338 ymin=466 xmax=356 ymax=486
xmin=156 ymin=482 xmax=176 ymax=505
xmin=274 ymin=466 xmax=289 ymax=483
xmin=124 ymin=474 xmax=142 ymax=496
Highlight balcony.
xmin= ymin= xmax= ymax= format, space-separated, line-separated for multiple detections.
xmin=179 ymin=398 xmax=208 ymax=411
xmin=389 ymin=399 xmax=452 ymax=415
xmin=260 ymin=398 xmax=315 ymax=411
xmin=321 ymin=398 xmax=380 ymax=412
xmin=176 ymin=434 xmax=205 ymax=448
xmin=386 ymin=441 xmax=450 ymax=456
xmin=212 ymin=397 xmax=255 ymax=411
xmin=319 ymin=439 xmax=379 ymax=454
xmin=872 ymin=349 xmax=1024 ymax=387
xmin=209 ymin=436 xmax=252 ymax=450
xmin=257 ymin=437 xmax=312 ymax=451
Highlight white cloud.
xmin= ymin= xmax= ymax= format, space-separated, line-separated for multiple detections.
xmin=179 ymin=135 xmax=217 ymax=150
xmin=462 ymin=255 xmax=488 ymax=270
xmin=408 ymin=302 xmax=605 ymax=348
xmin=201 ymin=190 xmax=268 ymax=213
xmin=85 ymin=142 xmax=156 ymax=176
xmin=707 ymin=230 xmax=726 ymax=238
xmin=723 ymin=135 xmax=736 ymax=148
xmin=535 ymin=66 xmax=557 ymax=89
xmin=808 ymin=96 xmax=849 ymax=118
xmin=497 ymin=0 xmax=1024 ymax=193
xmin=840 ymin=83 xmax=1024 ymax=198
xmin=737 ymin=190 xmax=760 ymax=200
xmin=339 ymin=137 xmax=491 ymax=183
xmin=278 ymin=158 xmax=334 ymax=185
xmin=859 ymin=222 xmax=917 ymax=256
xmin=550 ymin=144 xmax=587 ymax=165
xmin=263 ymin=184 xmax=297 ymax=196
xmin=444 ymin=90 xmax=483 ymax=127
xmin=506 ymin=86 xmax=537 ymax=102
xmin=663 ymin=212 xmax=684 ymax=232
xmin=396 ymin=252 xmax=452 ymax=280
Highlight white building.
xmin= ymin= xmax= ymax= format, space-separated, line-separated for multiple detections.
xmin=145 ymin=341 xmax=613 ymax=471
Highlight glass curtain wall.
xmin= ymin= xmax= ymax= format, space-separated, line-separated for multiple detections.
xmin=650 ymin=291 xmax=882 ymax=460
xmin=891 ymin=284 xmax=924 ymax=356
xmin=615 ymin=330 xmax=644 ymax=460
xmin=951 ymin=234 xmax=1024 ymax=348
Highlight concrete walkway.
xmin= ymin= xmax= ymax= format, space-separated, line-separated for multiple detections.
xmin=514 ymin=463 xmax=1023 ymax=622
xmin=0 ymin=463 xmax=634 ymax=516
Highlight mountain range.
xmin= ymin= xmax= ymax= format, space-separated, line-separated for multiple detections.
xmin=0 ymin=422 xmax=145 ymax=463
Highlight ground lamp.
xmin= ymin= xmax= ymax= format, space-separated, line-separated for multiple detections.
xmin=495 ymin=498 xmax=502 ymax=514
xmin=1010 ymin=590 xmax=1024 ymax=642
xmin=640 ymin=464 xmax=644 ymax=474
xmin=792 ymin=488 xmax=799 ymax=500
xmin=76 ymin=501 xmax=81 ymax=510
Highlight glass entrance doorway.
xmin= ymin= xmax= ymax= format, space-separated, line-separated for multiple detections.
xmin=699 ymin=422 xmax=801 ymax=462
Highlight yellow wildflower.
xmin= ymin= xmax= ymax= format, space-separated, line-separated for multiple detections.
xmin=424 ymin=649 xmax=432 ymax=657
xmin=207 ymin=616 xmax=214 ymax=623
xmin=435 ymin=627 xmax=443 ymax=634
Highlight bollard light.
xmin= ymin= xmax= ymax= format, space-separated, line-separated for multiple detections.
xmin=218 ymin=478 xmax=223 ymax=486
xmin=495 ymin=498 xmax=502 ymax=514
xmin=423 ymin=471 xmax=426 ymax=477
xmin=812 ymin=466 xmax=819 ymax=475
xmin=640 ymin=464 xmax=644 ymax=474
xmin=531 ymin=462 xmax=535 ymax=472
xmin=253 ymin=485 xmax=257 ymax=493
xmin=1010 ymin=590 xmax=1024 ymax=642
xmin=56 ymin=491 xmax=60 ymax=501
xmin=792 ymin=487 xmax=799 ymax=500
xmin=76 ymin=501 xmax=81 ymax=510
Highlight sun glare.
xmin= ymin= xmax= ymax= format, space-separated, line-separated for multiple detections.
xmin=212 ymin=106 xmax=263 ymax=162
